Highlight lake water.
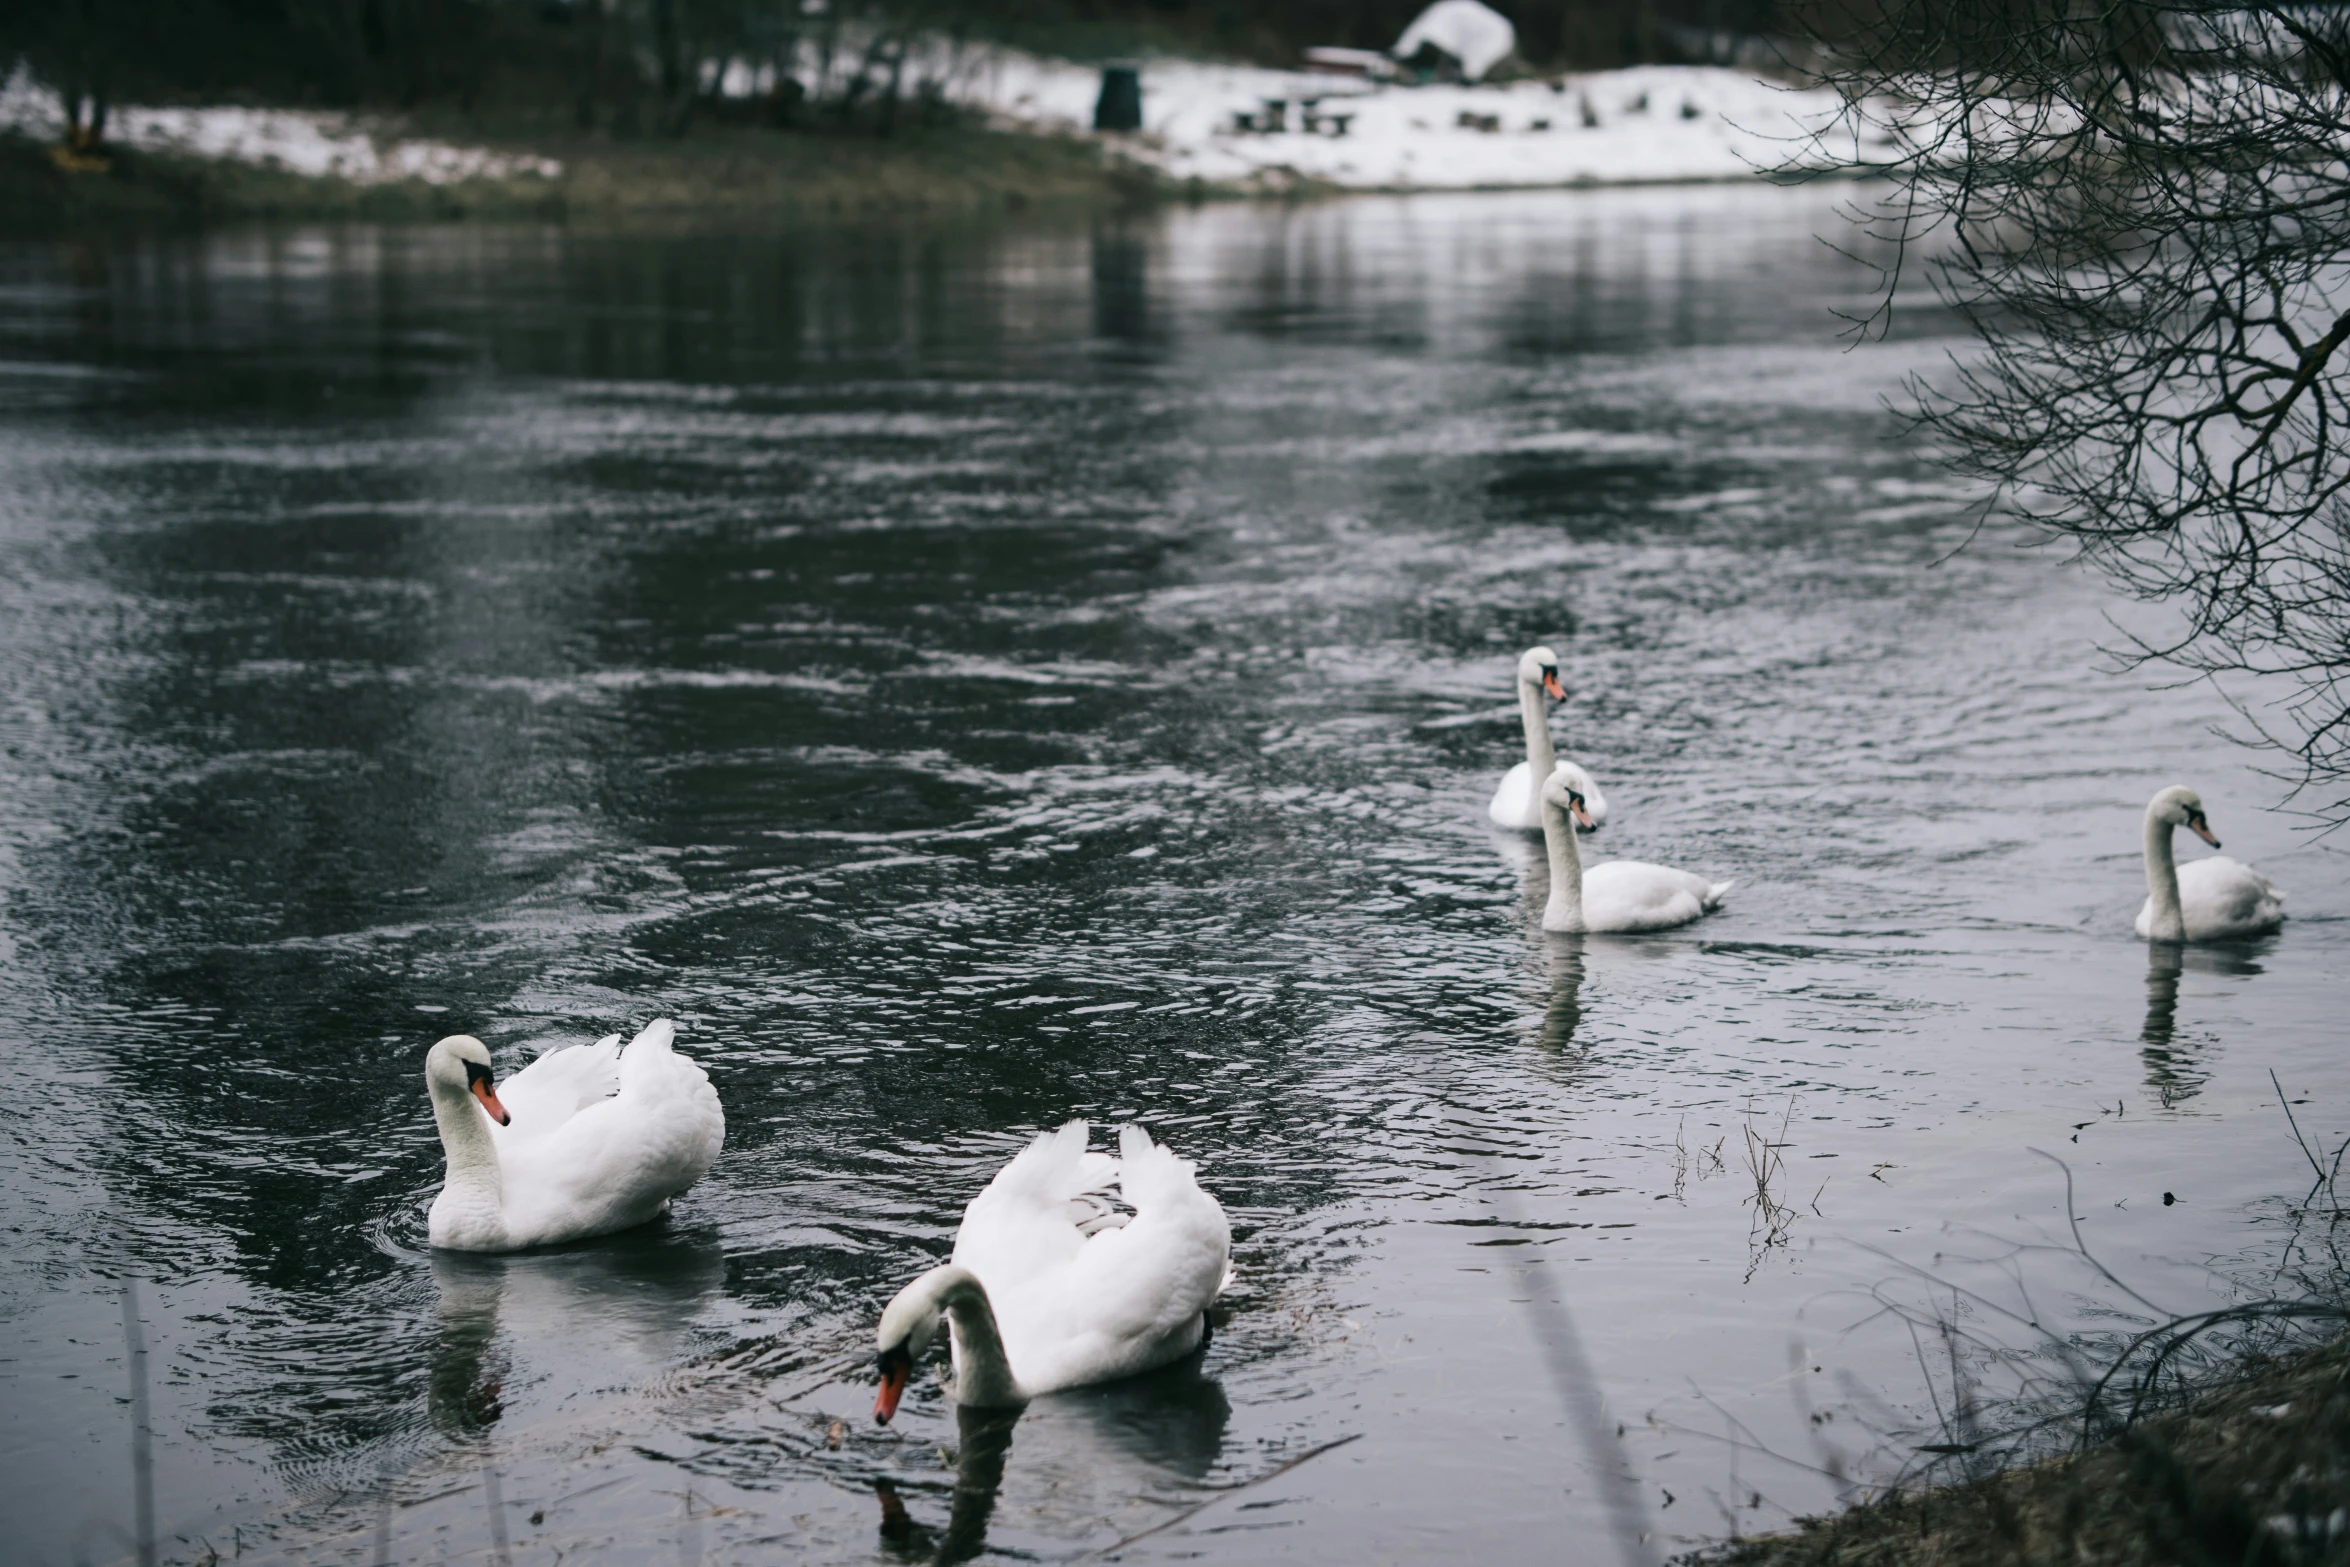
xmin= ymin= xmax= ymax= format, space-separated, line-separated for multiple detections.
xmin=2 ymin=186 xmax=2344 ymax=1567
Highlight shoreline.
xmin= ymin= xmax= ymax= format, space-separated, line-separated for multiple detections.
xmin=0 ymin=121 xmax=1167 ymax=231
xmin=0 ymin=123 xmax=1854 ymax=235
xmin=0 ymin=73 xmax=1863 ymax=235
xmin=1702 ymin=1328 xmax=2350 ymax=1567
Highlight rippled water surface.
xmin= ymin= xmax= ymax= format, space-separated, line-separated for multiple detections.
xmin=3 ymin=188 xmax=2346 ymax=1567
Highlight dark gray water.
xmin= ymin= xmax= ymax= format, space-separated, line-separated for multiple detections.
xmin=1 ymin=188 xmax=2344 ymax=1567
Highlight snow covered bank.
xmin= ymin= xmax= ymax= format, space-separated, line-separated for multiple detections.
xmin=947 ymin=54 xmax=1859 ymax=191
xmin=0 ymin=66 xmax=559 ymax=186
xmin=0 ymin=46 xmax=1859 ymax=202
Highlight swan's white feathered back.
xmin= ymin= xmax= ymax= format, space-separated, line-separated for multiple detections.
xmin=1571 ymin=859 xmax=1730 ymax=934
xmin=945 ymin=1122 xmax=1230 ymax=1400
xmin=2136 ymin=856 xmax=2287 ymax=941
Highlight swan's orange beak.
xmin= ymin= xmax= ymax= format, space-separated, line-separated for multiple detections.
xmin=1570 ymin=795 xmax=1596 ymax=831
xmin=874 ymin=1346 xmax=912 ymax=1425
xmin=469 ymin=1075 xmax=510 ymax=1127
xmin=2188 ymin=812 xmax=2221 ymax=848
xmin=1542 ymin=668 xmax=1565 ymax=701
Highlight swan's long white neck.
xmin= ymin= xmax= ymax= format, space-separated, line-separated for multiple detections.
xmin=1540 ymin=785 xmax=1585 ymax=932
xmin=2143 ymin=804 xmax=2185 ymax=942
xmin=429 ymin=1075 xmax=504 ymax=1212
xmin=1519 ymin=675 xmax=1557 ymax=783
xmin=914 ymin=1265 xmax=1024 ymax=1407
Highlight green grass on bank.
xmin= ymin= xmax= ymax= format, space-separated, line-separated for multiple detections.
xmin=0 ymin=116 xmax=1176 ymax=232
xmin=1705 ymin=1333 xmax=2350 ymax=1567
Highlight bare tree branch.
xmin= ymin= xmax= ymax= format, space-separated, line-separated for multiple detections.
xmin=1798 ymin=1 xmax=2350 ymax=820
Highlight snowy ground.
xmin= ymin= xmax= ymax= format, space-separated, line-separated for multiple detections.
xmin=0 ymin=65 xmax=561 ymax=186
xmin=2 ymin=47 xmax=1867 ymax=196
xmin=947 ymin=54 xmax=1870 ymax=190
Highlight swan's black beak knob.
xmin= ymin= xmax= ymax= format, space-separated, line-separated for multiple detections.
xmin=464 ymin=1059 xmax=510 ymax=1126
xmin=874 ymin=1345 xmax=912 ymax=1425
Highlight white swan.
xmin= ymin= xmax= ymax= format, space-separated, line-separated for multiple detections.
xmin=1538 ymin=763 xmax=1731 ymax=933
xmin=2134 ymin=785 xmax=2285 ymax=942
xmin=425 ymin=1020 xmax=725 ymax=1253
xmin=872 ymin=1122 xmax=1230 ymax=1421
xmin=1488 ymin=645 xmax=1610 ymax=831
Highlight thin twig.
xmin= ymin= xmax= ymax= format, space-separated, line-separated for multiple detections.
xmin=1076 ymin=1434 xmax=1362 ymax=1559
xmin=2027 ymin=1149 xmax=2173 ymax=1319
xmin=2273 ymin=1068 xmax=2328 ymax=1187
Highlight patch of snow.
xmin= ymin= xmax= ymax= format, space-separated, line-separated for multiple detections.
xmin=0 ymin=63 xmax=559 ymax=185
xmin=1 ymin=44 xmax=1858 ymax=196
xmin=936 ymin=50 xmax=1855 ymax=191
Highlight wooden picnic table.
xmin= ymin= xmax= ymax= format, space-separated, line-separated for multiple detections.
xmin=1230 ymin=94 xmax=1355 ymax=137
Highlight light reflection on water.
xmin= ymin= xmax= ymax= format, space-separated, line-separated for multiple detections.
xmin=0 ymin=187 xmax=2344 ymax=1566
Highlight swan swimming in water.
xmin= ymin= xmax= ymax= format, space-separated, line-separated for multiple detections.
xmin=1488 ymin=645 xmax=1609 ymax=831
xmin=2134 ymin=785 xmax=2285 ymax=943
xmin=1538 ymin=763 xmax=1731 ymax=934
xmin=873 ymin=1122 xmax=1230 ymax=1422
xmin=424 ymin=1020 xmax=725 ymax=1253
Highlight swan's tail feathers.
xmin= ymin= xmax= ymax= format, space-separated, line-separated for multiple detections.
xmin=1116 ymin=1124 xmax=1204 ymax=1214
xmin=627 ymin=1017 xmax=677 ymax=1057
xmin=1703 ymin=879 xmax=1735 ymax=910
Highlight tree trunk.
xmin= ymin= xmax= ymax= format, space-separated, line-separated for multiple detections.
xmin=652 ymin=0 xmax=681 ymax=100
xmin=575 ymin=0 xmax=604 ymax=129
xmin=877 ymin=36 xmax=906 ymax=136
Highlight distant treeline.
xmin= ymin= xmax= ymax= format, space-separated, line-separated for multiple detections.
xmin=4 ymin=1 xmax=1790 ymax=147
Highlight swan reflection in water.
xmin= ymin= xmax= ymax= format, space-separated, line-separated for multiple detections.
xmin=2140 ymin=939 xmax=2271 ymax=1106
xmin=1525 ymin=935 xmax=1588 ymax=1055
xmin=427 ymin=1227 xmax=726 ymax=1437
xmin=1520 ymin=916 xmax=1684 ymax=1068
xmin=874 ymin=1356 xmax=1231 ymax=1564
xmin=1511 ymin=829 xmax=1587 ymax=1057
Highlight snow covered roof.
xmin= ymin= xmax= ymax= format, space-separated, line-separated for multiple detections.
xmin=1391 ymin=0 xmax=1518 ymax=83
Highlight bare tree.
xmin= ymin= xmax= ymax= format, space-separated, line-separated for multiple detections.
xmin=1807 ymin=1 xmax=2350 ymax=820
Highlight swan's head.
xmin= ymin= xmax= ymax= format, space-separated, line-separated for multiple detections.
xmin=2149 ymin=785 xmax=2221 ymax=848
xmin=873 ymin=1272 xmax=948 ymax=1425
xmin=1517 ymin=646 xmax=1566 ymax=702
xmin=425 ymin=1035 xmax=510 ymax=1127
xmin=1541 ymin=763 xmax=1598 ymax=831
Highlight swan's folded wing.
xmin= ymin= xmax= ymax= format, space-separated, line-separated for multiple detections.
xmin=1115 ymin=1126 xmax=1204 ymax=1218
xmin=2180 ymin=857 xmax=2288 ymax=933
xmin=1583 ymin=860 xmax=1711 ymax=927
xmin=954 ymin=1122 xmax=1114 ymax=1290
xmin=498 ymin=1025 xmax=724 ymax=1244
xmin=1106 ymin=1125 xmax=1233 ymax=1331
xmin=494 ymin=1033 xmax=623 ymax=1141
xmin=1003 ymin=1153 xmax=1229 ymax=1390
